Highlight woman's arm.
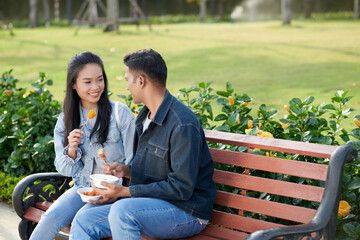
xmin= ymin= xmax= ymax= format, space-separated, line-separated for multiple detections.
xmin=53 ymin=112 xmax=84 ymax=177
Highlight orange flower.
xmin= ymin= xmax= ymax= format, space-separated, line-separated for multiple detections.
xmin=256 ymin=109 xmax=259 ymax=116
xmin=338 ymin=200 xmax=351 ymax=217
xmin=243 ymin=101 xmax=250 ymax=106
xmin=247 ymin=120 xmax=253 ymax=129
xmin=284 ymin=105 xmax=290 ymax=112
xmin=228 ymin=96 xmax=234 ymax=106
xmin=88 ymin=110 xmax=96 ymax=119
xmin=281 ymin=123 xmax=290 ymax=130
xmin=5 ymin=90 xmax=10 ymax=96
xmin=354 ymin=118 xmax=360 ymax=127
xmin=236 ymin=118 xmax=240 ymax=124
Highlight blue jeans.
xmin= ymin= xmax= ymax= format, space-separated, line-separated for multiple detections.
xmin=70 ymin=198 xmax=207 ymax=240
xmin=29 ymin=186 xmax=87 ymax=240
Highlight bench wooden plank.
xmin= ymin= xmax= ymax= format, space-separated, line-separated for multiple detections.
xmin=215 ymin=191 xmax=316 ymax=224
xmin=214 ymin=170 xmax=324 ymax=202
xmin=210 ymin=148 xmax=328 ymax=181
xmin=210 ymin=210 xmax=283 ymax=233
xmin=205 ymin=129 xmax=337 ymax=158
xmin=200 ymin=225 xmax=249 ymax=240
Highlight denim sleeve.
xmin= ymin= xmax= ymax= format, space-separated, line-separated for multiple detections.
xmin=53 ymin=112 xmax=84 ymax=177
xmin=117 ymin=103 xmax=135 ymax=166
xmin=129 ymin=124 xmax=201 ymax=200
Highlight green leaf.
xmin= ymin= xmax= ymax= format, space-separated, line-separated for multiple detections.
xmin=214 ymin=114 xmax=228 ymax=121
xmin=343 ymin=223 xmax=356 ymax=235
xmin=46 ymin=79 xmax=53 ymax=86
xmin=11 ymin=114 xmax=22 ymax=121
xmin=198 ymin=82 xmax=206 ymax=89
xmin=290 ymin=98 xmax=302 ymax=106
xmin=348 ymin=177 xmax=360 ymax=190
xmin=280 ymin=118 xmax=297 ymax=125
xmin=216 ymin=91 xmax=230 ymax=97
xmin=228 ymin=113 xmax=239 ymax=126
xmin=304 ymin=96 xmax=315 ymax=105
xmin=289 ymin=106 xmax=301 ymax=114
xmin=266 ymin=109 xmax=277 ymax=118
xmin=215 ymin=125 xmax=230 ymax=132
xmin=226 ymin=82 xmax=232 ymax=91
xmin=322 ymin=104 xmax=336 ymax=110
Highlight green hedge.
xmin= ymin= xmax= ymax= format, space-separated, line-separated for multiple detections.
xmin=1 ymin=71 xmax=359 ymax=238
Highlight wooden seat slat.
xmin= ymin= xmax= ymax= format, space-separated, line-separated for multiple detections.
xmin=210 ymin=148 xmax=328 ymax=181
xmin=210 ymin=210 xmax=284 ymax=233
xmin=215 ymin=191 xmax=316 ymax=223
xmin=204 ymin=129 xmax=337 ymax=158
xmin=200 ymin=225 xmax=249 ymax=240
xmin=23 ymin=206 xmax=45 ymax=223
xmin=36 ymin=201 xmax=52 ymax=211
xmin=214 ymin=170 xmax=324 ymax=202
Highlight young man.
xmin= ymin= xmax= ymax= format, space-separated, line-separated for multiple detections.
xmin=70 ymin=49 xmax=217 ymax=240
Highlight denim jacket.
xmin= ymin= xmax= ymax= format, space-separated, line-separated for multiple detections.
xmin=129 ymin=91 xmax=217 ymax=220
xmin=54 ymin=100 xmax=135 ymax=187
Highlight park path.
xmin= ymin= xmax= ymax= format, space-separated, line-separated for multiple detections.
xmin=0 ymin=200 xmax=20 ymax=240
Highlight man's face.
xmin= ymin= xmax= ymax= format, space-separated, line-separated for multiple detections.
xmin=125 ymin=67 xmax=141 ymax=104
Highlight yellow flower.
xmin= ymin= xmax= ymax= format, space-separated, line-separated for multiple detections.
xmin=338 ymin=200 xmax=351 ymax=217
xmin=281 ymin=123 xmax=290 ymax=130
xmin=228 ymin=96 xmax=234 ymax=106
xmin=26 ymin=90 xmax=34 ymax=96
xmin=258 ymin=131 xmax=273 ymax=138
xmin=284 ymin=105 xmax=290 ymax=112
xmin=248 ymin=120 xmax=253 ymax=129
xmin=266 ymin=151 xmax=277 ymax=157
xmin=256 ymin=109 xmax=260 ymax=116
xmin=236 ymin=118 xmax=240 ymax=124
xmin=243 ymin=101 xmax=250 ymax=106
xmin=354 ymin=118 xmax=360 ymax=127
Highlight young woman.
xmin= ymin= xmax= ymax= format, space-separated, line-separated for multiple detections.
xmin=29 ymin=51 xmax=135 ymax=240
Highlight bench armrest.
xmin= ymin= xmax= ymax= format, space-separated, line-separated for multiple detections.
xmin=246 ymin=144 xmax=358 ymax=240
xmin=12 ymin=172 xmax=72 ymax=218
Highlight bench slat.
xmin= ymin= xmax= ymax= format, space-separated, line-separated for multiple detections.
xmin=200 ymin=225 xmax=249 ymax=240
xmin=23 ymin=206 xmax=45 ymax=223
xmin=214 ymin=170 xmax=324 ymax=202
xmin=210 ymin=148 xmax=328 ymax=181
xmin=210 ymin=210 xmax=283 ymax=233
xmin=215 ymin=191 xmax=316 ymax=224
xmin=205 ymin=129 xmax=337 ymax=158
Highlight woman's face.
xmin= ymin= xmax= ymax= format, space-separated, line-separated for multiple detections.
xmin=73 ymin=63 xmax=105 ymax=109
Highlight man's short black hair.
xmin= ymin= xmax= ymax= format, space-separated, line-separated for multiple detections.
xmin=124 ymin=49 xmax=167 ymax=87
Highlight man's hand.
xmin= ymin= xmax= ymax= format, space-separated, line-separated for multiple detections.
xmin=88 ymin=180 xmax=131 ymax=204
xmin=102 ymin=162 xmax=131 ymax=179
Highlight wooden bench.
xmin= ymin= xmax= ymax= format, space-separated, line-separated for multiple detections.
xmin=12 ymin=130 xmax=357 ymax=240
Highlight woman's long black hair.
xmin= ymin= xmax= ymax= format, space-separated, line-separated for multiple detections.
xmin=63 ymin=51 xmax=111 ymax=147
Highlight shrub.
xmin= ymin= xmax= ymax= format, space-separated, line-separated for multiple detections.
xmin=0 ymin=172 xmax=24 ymax=203
xmin=0 ymin=70 xmax=61 ymax=176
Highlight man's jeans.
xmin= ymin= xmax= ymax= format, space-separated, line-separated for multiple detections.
xmin=29 ymin=186 xmax=86 ymax=240
xmin=70 ymin=198 xmax=207 ymax=240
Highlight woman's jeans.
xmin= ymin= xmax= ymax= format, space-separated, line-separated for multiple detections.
xmin=70 ymin=198 xmax=207 ymax=240
xmin=29 ymin=186 xmax=86 ymax=240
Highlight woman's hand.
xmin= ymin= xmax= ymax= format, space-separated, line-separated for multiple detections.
xmin=89 ymin=180 xmax=131 ymax=204
xmin=67 ymin=129 xmax=83 ymax=159
xmin=102 ymin=162 xmax=131 ymax=179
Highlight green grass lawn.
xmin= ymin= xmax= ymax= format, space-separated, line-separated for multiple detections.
xmin=1 ymin=20 xmax=359 ymax=130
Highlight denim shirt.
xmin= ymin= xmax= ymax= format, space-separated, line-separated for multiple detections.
xmin=54 ymin=100 xmax=135 ymax=187
xmin=129 ymin=91 xmax=217 ymax=220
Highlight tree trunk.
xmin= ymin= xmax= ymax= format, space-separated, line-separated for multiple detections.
xmin=181 ymin=0 xmax=187 ymax=15
xmin=281 ymin=0 xmax=292 ymax=25
xmin=355 ymin=0 xmax=359 ymax=19
xmin=210 ymin=0 xmax=216 ymax=16
xmin=29 ymin=0 xmax=38 ymax=28
xmin=54 ymin=0 xmax=59 ymax=22
xmin=218 ymin=0 xmax=224 ymax=20
xmin=200 ymin=0 xmax=207 ymax=22
xmin=66 ymin=0 xmax=72 ymax=22
xmin=304 ymin=0 xmax=312 ymax=18
xmin=105 ymin=0 xmax=119 ymax=32
xmin=42 ymin=0 xmax=50 ymax=26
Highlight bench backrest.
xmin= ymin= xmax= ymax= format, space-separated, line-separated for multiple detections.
xmin=204 ymin=130 xmax=338 ymax=235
